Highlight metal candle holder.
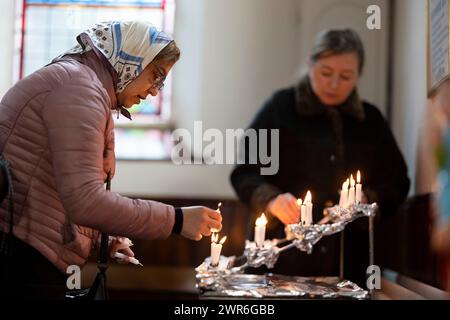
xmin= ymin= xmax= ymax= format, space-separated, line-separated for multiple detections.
xmin=196 ymin=203 xmax=378 ymax=299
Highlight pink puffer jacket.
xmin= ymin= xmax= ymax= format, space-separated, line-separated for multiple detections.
xmin=0 ymin=52 xmax=174 ymax=272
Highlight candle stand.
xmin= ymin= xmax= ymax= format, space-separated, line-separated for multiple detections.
xmin=195 ymin=203 xmax=378 ymax=300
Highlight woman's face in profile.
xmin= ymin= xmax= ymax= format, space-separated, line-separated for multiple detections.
xmin=117 ymin=60 xmax=174 ymax=108
xmin=308 ymin=52 xmax=360 ymax=107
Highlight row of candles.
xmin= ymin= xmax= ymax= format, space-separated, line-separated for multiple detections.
xmin=339 ymin=170 xmax=363 ymax=208
xmin=210 ymin=171 xmax=363 ymax=263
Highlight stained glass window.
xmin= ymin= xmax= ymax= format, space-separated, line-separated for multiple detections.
xmin=16 ymin=0 xmax=176 ymax=160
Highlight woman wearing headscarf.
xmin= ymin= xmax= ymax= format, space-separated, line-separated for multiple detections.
xmin=230 ymin=29 xmax=410 ymax=286
xmin=0 ymin=21 xmax=222 ymax=298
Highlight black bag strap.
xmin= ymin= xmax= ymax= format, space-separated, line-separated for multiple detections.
xmin=0 ymin=154 xmax=15 ymax=256
xmin=99 ymin=172 xmax=111 ymax=266
xmin=86 ymin=171 xmax=111 ymax=300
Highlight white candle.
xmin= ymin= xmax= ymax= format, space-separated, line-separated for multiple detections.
xmin=356 ymin=171 xmax=362 ymax=204
xmin=211 ymin=202 xmax=222 ymax=233
xmin=297 ymin=198 xmax=306 ymax=225
xmin=114 ymin=252 xmax=143 ymax=266
xmin=339 ymin=180 xmax=349 ymax=207
xmin=210 ymin=234 xmax=227 ymax=266
xmin=304 ymin=191 xmax=313 ymax=226
xmin=254 ymin=213 xmax=267 ymax=247
xmin=347 ymin=175 xmax=356 ymax=207
xmin=211 ymin=242 xmax=221 ymax=266
xmin=301 ymin=205 xmax=307 ymax=225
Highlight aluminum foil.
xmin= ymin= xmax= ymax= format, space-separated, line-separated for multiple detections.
xmin=243 ymin=240 xmax=280 ymax=269
xmin=285 ymin=203 xmax=378 ymax=254
xmin=195 ymin=203 xmax=377 ymax=299
xmin=195 ymin=254 xmax=368 ymax=299
xmin=325 ymin=203 xmax=378 ymax=222
xmin=199 ymin=273 xmax=368 ymax=300
xmin=195 ymin=256 xmax=236 ymax=291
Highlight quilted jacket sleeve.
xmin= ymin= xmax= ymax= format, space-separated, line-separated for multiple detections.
xmin=41 ymin=77 xmax=174 ymax=240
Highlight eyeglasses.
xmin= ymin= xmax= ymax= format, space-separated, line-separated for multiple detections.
xmin=151 ymin=63 xmax=166 ymax=91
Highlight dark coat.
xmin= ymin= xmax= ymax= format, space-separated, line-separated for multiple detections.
xmin=230 ymin=77 xmax=410 ymax=285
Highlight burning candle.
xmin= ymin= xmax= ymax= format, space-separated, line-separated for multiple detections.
xmin=210 ymin=233 xmax=227 ymax=266
xmin=297 ymin=198 xmax=306 ymax=225
xmin=356 ymin=171 xmax=362 ymax=204
xmin=254 ymin=213 xmax=267 ymax=247
xmin=339 ymin=179 xmax=349 ymax=208
xmin=347 ymin=175 xmax=356 ymax=207
xmin=304 ymin=191 xmax=313 ymax=226
xmin=211 ymin=202 xmax=222 ymax=233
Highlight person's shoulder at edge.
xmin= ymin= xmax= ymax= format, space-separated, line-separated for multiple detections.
xmin=359 ymin=101 xmax=397 ymax=143
xmin=250 ymin=86 xmax=295 ymax=129
xmin=270 ymin=86 xmax=296 ymax=108
xmin=257 ymin=86 xmax=296 ymax=116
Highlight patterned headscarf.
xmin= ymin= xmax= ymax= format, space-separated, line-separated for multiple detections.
xmin=61 ymin=21 xmax=173 ymax=94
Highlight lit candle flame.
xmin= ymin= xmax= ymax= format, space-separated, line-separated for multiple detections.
xmin=305 ymin=190 xmax=312 ymax=203
xmin=350 ymin=174 xmax=355 ymax=188
xmin=211 ymin=233 xmax=218 ymax=243
xmin=255 ymin=213 xmax=268 ymax=226
xmin=342 ymin=181 xmax=348 ymax=190
xmin=216 ymin=202 xmax=222 ymax=213
xmin=297 ymin=198 xmax=303 ymax=206
xmin=357 ymin=170 xmax=361 ymax=184
xmin=219 ymin=236 xmax=227 ymax=245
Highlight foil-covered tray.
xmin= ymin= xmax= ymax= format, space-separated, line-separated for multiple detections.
xmin=195 ymin=203 xmax=377 ymax=300
xmin=199 ymin=273 xmax=368 ymax=300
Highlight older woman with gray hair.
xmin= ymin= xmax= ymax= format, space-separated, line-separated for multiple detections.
xmin=231 ymin=28 xmax=409 ymax=286
xmin=0 ymin=21 xmax=222 ymax=299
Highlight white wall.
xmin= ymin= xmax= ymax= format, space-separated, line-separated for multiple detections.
xmin=114 ymin=0 xmax=300 ymax=198
xmin=391 ymin=0 xmax=427 ymax=195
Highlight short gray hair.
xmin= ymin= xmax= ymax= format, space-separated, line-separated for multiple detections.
xmin=310 ymin=28 xmax=365 ymax=74
xmin=154 ymin=40 xmax=180 ymax=63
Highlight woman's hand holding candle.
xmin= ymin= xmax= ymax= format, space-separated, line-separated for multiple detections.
xmin=181 ymin=206 xmax=222 ymax=241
